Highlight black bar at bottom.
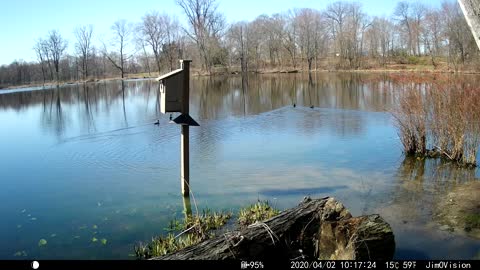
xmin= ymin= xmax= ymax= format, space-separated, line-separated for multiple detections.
xmin=1 ymin=260 xmax=479 ymax=270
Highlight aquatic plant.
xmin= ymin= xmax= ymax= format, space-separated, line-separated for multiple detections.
xmin=164 ymin=219 xmax=182 ymax=232
xmin=474 ymin=250 xmax=480 ymax=260
xmin=465 ymin=214 xmax=480 ymax=229
xmin=13 ymin=251 xmax=27 ymax=257
xmin=38 ymin=239 xmax=47 ymax=247
xmin=183 ymin=209 xmax=232 ymax=237
xmin=134 ymin=201 xmax=283 ymax=259
xmin=238 ymin=200 xmax=280 ymax=227
xmin=134 ymin=210 xmax=231 ymax=259
xmin=135 ymin=233 xmax=203 ymax=259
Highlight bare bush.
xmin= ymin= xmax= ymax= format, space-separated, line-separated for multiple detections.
xmin=392 ymin=80 xmax=426 ymax=155
xmin=392 ymin=75 xmax=480 ymax=166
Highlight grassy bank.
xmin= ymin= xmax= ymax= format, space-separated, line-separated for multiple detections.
xmin=2 ymin=60 xmax=480 ymax=91
xmin=0 ymin=73 xmax=158 ymax=91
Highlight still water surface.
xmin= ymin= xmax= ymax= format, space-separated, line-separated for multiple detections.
xmin=0 ymin=73 xmax=479 ymax=259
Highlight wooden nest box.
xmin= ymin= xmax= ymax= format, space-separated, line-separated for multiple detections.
xmin=156 ymin=69 xmax=184 ymax=114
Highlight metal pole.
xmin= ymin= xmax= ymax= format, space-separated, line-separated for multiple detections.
xmin=180 ymin=60 xmax=191 ymax=196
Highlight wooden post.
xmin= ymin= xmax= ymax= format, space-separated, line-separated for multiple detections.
xmin=180 ymin=60 xmax=192 ymax=196
xmin=182 ymin=195 xmax=193 ymax=218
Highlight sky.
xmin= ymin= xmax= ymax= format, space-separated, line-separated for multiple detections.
xmin=0 ymin=0 xmax=442 ymax=65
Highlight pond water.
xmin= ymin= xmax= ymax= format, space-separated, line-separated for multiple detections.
xmin=0 ymin=73 xmax=479 ymax=259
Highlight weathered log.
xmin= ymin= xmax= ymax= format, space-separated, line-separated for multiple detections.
xmin=152 ymin=197 xmax=395 ymax=260
xmin=318 ymin=215 xmax=395 ymax=260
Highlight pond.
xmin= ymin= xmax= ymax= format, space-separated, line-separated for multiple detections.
xmin=0 ymin=72 xmax=479 ymax=259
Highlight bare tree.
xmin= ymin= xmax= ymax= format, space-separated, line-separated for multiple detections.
xmin=40 ymin=39 xmax=54 ymax=80
xmin=6 ymin=0 xmax=480 ymax=87
xmin=296 ymin=8 xmax=325 ymax=71
xmin=139 ymin=12 xmax=166 ymax=73
xmin=163 ymin=16 xmax=182 ymax=71
xmin=422 ymin=9 xmax=443 ymax=67
xmin=105 ymin=19 xmax=132 ymax=78
xmin=283 ymin=10 xmax=297 ymax=69
xmin=347 ymin=3 xmax=371 ymax=68
xmin=137 ymin=37 xmax=152 ymax=76
xmin=412 ymin=3 xmax=426 ymax=56
xmin=325 ymin=2 xmax=350 ymax=65
xmin=367 ymin=17 xmax=394 ymax=66
xmin=33 ymin=39 xmax=47 ymax=84
xmin=394 ymin=1 xmax=414 ymax=55
xmin=246 ymin=19 xmax=263 ymax=72
xmin=228 ymin=22 xmax=249 ymax=73
xmin=47 ymin=30 xmax=68 ymax=81
xmin=255 ymin=14 xmax=284 ymax=67
xmin=74 ymin=25 xmax=93 ymax=80
xmin=177 ymin=0 xmax=226 ymax=74
xmin=326 ymin=2 xmax=369 ymax=68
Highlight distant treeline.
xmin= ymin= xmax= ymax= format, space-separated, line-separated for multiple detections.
xmin=0 ymin=0 xmax=479 ymax=88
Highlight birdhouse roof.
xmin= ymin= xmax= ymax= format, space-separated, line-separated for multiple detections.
xmin=170 ymin=114 xmax=200 ymax=126
xmin=156 ymin=69 xmax=183 ymax=82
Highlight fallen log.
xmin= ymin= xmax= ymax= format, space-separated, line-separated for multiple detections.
xmin=152 ymin=197 xmax=395 ymax=260
xmin=318 ymin=214 xmax=395 ymax=260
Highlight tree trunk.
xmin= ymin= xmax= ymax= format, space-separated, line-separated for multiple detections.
xmin=458 ymin=0 xmax=480 ymax=51
xmin=40 ymin=64 xmax=46 ymax=85
xmin=152 ymin=197 xmax=395 ymax=261
xmin=142 ymin=45 xmax=151 ymax=76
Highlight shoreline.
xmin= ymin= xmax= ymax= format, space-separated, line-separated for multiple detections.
xmin=2 ymin=66 xmax=480 ymax=92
